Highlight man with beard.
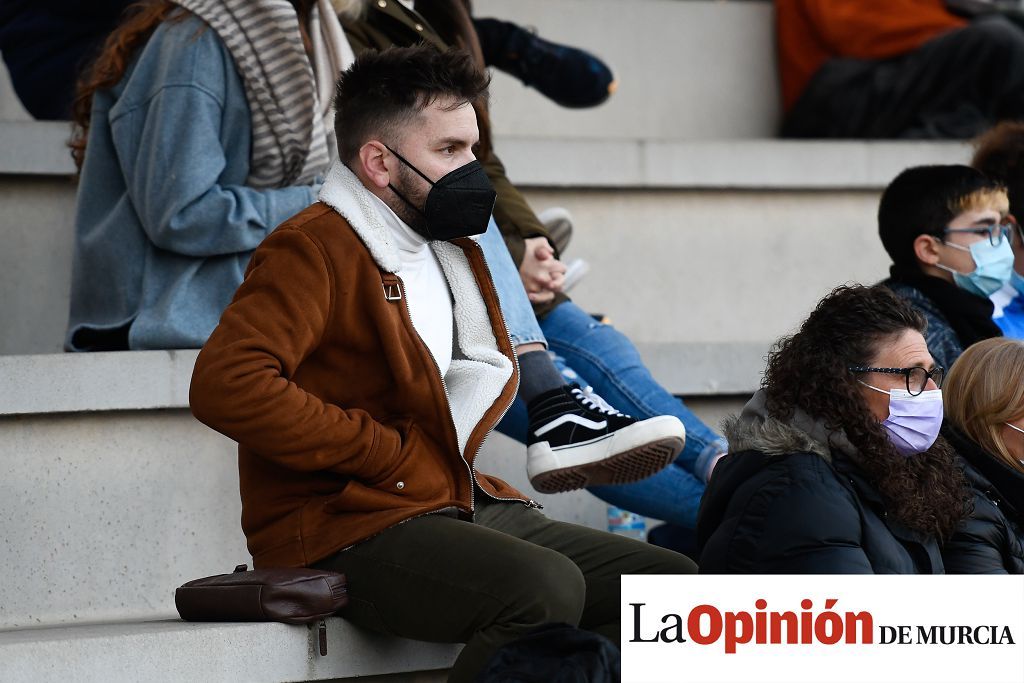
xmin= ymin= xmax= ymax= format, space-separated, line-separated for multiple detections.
xmin=336 ymin=0 xmax=730 ymax=540
xmin=189 ymin=46 xmax=695 ymax=682
xmin=697 ymin=284 xmax=970 ymax=573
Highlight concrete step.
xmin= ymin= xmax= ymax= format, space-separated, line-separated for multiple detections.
xmin=0 ymin=349 xmax=751 ymax=631
xmin=475 ymin=0 xmax=779 ymax=140
xmin=1 ymin=0 xmax=775 ymax=139
xmin=0 ymin=120 xmax=972 ymax=186
xmin=0 ymin=619 xmax=456 ymax=683
xmin=0 ymin=121 xmax=971 ymax=356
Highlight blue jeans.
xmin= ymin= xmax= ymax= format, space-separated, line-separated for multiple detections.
xmin=478 ymin=219 xmax=726 ymax=527
xmin=478 ymin=218 xmax=545 ymax=347
xmin=496 ymin=302 xmax=728 ymax=529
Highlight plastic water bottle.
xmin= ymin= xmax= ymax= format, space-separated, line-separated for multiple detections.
xmin=607 ymin=506 xmax=646 ymax=541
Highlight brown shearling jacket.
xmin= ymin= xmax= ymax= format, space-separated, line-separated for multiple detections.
xmin=190 ymin=162 xmax=529 ymax=568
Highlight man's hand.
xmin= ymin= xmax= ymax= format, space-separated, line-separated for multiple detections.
xmin=519 ymin=236 xmax=567 ymax=303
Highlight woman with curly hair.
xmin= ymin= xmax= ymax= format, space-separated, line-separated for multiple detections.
xmin=972 ymin=121 xmax=1024 ymax=340
xmin=941 ymin=337 xmax=1024 ymax=573
xmin=697 ymin=284 xmax=971 ymax=573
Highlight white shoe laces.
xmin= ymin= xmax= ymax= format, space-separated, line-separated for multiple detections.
xmin=571 ymin=386 xmax=629 ymax=418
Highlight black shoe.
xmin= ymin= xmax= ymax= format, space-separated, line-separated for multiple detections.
xmin=474 ymin=17 xmax=616 ymax=109
xmin=525 ymin=385 xmax=685 ymax=494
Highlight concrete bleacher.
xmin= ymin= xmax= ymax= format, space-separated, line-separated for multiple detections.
xmin=0 ymin=621 xmax=457 ymax=683
xmin=0 ymin=120 xmax=971 ymax=357
xmin=0 ymin=0 xmax=973 ymax=357
xmin=0 ymin=0 xmax=980 ymax=680
xmin=0 ymin=349 xmax=748 ymax=681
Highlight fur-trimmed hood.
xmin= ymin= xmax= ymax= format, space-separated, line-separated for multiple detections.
xmin=723 ymin=389 xmax=861 ymax=463
xmin=697 ymin=389 xmax=946 ymax=574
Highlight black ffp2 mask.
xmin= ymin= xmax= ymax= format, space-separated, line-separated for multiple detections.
xmin=384 ymin=143 xmax=497 ymax=241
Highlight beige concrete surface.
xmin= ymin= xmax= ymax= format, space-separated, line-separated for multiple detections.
xmin=0 ymin=619 xmax=459 ymax=682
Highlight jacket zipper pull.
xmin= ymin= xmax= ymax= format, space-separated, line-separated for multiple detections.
xmin=318 ymin=619 xmax=328 ymax=656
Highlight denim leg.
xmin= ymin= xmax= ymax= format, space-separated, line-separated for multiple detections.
xmin=494 ymin=301 xmax=727 ymax=527
xmin=495 ymin=386 xmax=530 ymax=443
xmin=477 ymin=216 xmax=545 ymax=348
xmin=589 ymin=464 xmax=706 ymax=529
xmin=540 ymin=301 xmax=727 ymax=477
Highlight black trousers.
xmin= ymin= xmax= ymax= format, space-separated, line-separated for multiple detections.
xmin=313 ymin=496 xmax=696 ymax=683
xmin=783 ymin=15 xmax=1024 ymax=139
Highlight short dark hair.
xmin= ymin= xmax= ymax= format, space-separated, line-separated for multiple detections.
xmin=333 ymin=45 xmax=490 ymax=162
xmin=972 ymin=121 xmax=1024 ymax=218
xmin=877 ymin=165 xmax=1006 ymax=268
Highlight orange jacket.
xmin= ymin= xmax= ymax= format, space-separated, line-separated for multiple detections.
xmin=190 ymin=162 xmax=528 ymax=568
xmin=776 ymin=0 xmax=967 ymax=111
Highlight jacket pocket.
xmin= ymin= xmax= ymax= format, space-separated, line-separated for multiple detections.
xmin=325 ymin=421 xmax=453 ymax=513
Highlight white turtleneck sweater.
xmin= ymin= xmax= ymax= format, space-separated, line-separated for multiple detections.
xmin=370 ymin=193 xmax=454 ymax=376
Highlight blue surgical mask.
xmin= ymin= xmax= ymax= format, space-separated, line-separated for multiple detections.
xmin=1011 ymin=269 xmax=1024 ymax=297
xmin=936 ymin=238 xmax=1015 ymax=298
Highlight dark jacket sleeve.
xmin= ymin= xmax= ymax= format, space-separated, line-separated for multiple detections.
xmin=942 ymin=497 xmax=1011 ymax=574
xmin=481 ymin=151 xmax=568 ymax=318
xmin=481 ymin=151 xmax=550 ymax=266
xmin=713 ymin=459 xmax=875 ymax=574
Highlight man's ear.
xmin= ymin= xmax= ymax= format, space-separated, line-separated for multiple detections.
xmin=358 ymin=141 xmax=391 ymax=189
xmin=913 ymin=233 xmax=942 ymax=266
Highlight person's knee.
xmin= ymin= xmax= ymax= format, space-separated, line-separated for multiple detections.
xmin=505 ymin=550 xmax=587 ymax=627
xmin=957 ymin=16 xmax=1024 ymax=58
xmin=639 ymin=543 xmax=700 ymax=575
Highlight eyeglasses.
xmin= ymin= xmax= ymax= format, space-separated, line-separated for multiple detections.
xmin=943 ymin=223 xmax=1014 ymax=247
xmin=847 ymin=366 xmax=945 ymax=396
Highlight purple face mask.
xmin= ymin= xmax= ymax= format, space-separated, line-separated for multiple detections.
xmin=861 ymin=383 xmax=944 ymax=456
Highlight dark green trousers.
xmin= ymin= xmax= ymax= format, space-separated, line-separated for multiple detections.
xmin=313 ymin=496 xmax=696 ymax=682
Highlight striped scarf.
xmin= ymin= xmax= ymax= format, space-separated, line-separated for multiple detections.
xmin=170 ymin=0 xmax=353 ymax=188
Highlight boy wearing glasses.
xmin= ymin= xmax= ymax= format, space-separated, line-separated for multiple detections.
xmin=878 ymin=164 xmax=1012 ymax=371
xmin=973 ymin=121 xmax=1024 ymax=340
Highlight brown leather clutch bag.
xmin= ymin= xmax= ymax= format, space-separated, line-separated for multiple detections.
xmin=175 ymin=564 xmax=348 ymax=655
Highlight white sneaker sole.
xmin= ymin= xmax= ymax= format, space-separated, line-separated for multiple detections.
xmin=527 ymin=415 xmax=685 ymax=494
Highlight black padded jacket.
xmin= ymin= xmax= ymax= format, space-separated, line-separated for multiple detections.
xmin=697 ymin=392 xmax=945 ymax=574
xmin=942 ymin=426 xmax=1024 ymax=574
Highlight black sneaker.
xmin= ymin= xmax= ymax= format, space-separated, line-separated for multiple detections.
xmin=525 ymin=385 xmax=685 ymax=494
xmin=474 ymin=17 xmax=617 ymax=109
